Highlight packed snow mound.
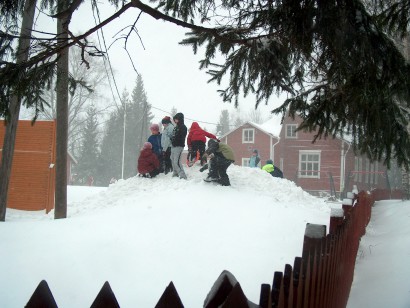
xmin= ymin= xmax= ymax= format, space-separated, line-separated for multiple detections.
xmin=68 ymin=164 xmax=328 ymax=217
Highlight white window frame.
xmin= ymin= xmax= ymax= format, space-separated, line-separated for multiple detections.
xmin=299 ymin=150 xmax=321 ymax=179
xmin=242 ymin=128 xmax=255 ymax=143
xmin=285 ymin=124 xmax=298 ymax=139
xmin=242 ymin=158 xmax=250 ymax=167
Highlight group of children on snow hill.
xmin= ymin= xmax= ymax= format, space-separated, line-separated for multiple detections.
xmin=137 ymin=112 xmax=236 ymax=186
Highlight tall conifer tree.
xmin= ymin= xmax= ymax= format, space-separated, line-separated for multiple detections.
xmin=75 ymin=105 xmax=100 ymax=184
xmin=98 ymin=91 xmax=129 ymax=185
xmin=217 ymin=110 xmax=230 ymax=136
xmin=98 ymin=76 xmax=153 ymax=184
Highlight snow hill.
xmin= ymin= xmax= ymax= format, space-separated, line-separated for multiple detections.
xmin=3 ymin=164 xmax=332 ymax=307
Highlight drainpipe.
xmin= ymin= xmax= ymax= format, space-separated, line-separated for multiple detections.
xmin=340 ymin=140 xmax=351 ymax=194
xmin=271 ymin=136 xmax=280 ymax=163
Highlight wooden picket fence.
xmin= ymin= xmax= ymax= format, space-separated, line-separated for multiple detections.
xmin=25 ymin=189 xmax=380 ymax=308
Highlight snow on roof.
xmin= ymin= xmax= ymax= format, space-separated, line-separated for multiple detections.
xmin=220 ymin=114 xmax=283 ymax=139
xmin=255 ymin=114 xmax=283 ymax=137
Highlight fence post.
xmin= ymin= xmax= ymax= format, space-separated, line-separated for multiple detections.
xmin=155 ymin=281 xmax=184 ymax=308
xmin=342 ymin=197 xmax=353 ymax=218
xmin=271 ymin=271 xmax=283 ymax=307
xmin=204 ymin=270 xmax=258 ymax=308
xmin=301 ymin=224 xmax=326 ymax=308
xmin=25 ymin=280 xmax=58 ymax=308
xmin=302 ymin=224 xmax=327 ymax=259
xmin=293 ymin=257 xmax=302 ymax=308
xmin=329 ymin=207 xmax=344 ymax=234
xmin=90 ymin=281 xmax=120 ymax=308
xmin=259 ymin=284 xmax=272 ymax=308
xmin=219 ymin=283 xmax=250 ymax=308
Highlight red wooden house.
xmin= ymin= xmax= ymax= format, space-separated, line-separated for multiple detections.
xmin=219 ymin=119 xmax=281 ymax=167
xmin=220 ymin=114 xmax=393 ymax=198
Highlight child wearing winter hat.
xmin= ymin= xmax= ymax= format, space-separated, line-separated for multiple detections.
xmin=249 ymin=149 xmax=261 ymax=168
xmin=147 ymin=123 xmax=163 ymax=172
xmin=161 ymin=116 xmax=174 ymax=174
xmin=187 ymin=122 xmax=218 ymax=166
xmin=170 ymin=112 xmax=187 ymax=179
xmin=262 ymin=159 xmax=283 ymax=178
xmin=203 ymin=139 xmax=235 ymax=186
xmin=137 ymin=142 xmax=160 ymax=178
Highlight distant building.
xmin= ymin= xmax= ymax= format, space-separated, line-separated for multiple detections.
xmin=220 ymin=114 xmax=399 ymax=198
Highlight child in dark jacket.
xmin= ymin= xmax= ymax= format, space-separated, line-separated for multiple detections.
xmin=203 ymin=139 xmax=235 ymax=186
xmin=171 ymin=112 xmax=188 ymax=179
xmin=187 ymin=122 xmax=218 ymax=166
xmin=137 ymin=142 xmax=160 ymax=178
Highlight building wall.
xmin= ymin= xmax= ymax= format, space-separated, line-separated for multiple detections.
xmin=0 ymin=120 xmax=55 ymax=212
xmin=276 ymin=115 xmax=390 ymax=196
xmin=215 ymin=116 xmax=393 ymax=197
xmin=220 ymin=123 xmax=278 ymax=166
xmin=276 ymin=115 xmax=344 ymax=195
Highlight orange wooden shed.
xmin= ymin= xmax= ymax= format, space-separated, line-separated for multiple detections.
xmin=0 ymin=120 xmax=56 ymax=213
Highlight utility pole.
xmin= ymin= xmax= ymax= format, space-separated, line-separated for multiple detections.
xmin=121 ymin=102 xmax=126 ymax=179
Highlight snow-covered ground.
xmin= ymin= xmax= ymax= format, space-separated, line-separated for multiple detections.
xmin=0 ymin=165 xmax=409 ymax=307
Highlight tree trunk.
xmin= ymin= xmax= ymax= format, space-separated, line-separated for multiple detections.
xmin=54 ymin=16 xmax=70 ymax=219
xmin=0 ymin=0 xmax=37 ymax=222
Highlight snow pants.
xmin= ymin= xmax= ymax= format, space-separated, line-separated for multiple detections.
xmin=188 ymin=140 xmax=207 ymax=165
xmin=208 ymin=154 xmax=233 ymax=186
xmin=163 ymin=147 xmax=172 ymax=174
xmin=171 ymin=146 xmax=187 ymax=179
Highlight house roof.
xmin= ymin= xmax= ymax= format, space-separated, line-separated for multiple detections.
xmin=220 ymin=114 xmax=283 ymax=139
xmin=254 ymin=115 xmax=283 ymax=137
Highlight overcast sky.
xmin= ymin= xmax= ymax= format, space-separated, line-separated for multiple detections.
xmin=36 ymin=2 xmax=286 ymax=130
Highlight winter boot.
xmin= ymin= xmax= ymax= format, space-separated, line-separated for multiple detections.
xmin=199 ymin=164 xmax=208 ymax=172
xmin=204 ymin=174 xmax=220 ymax=182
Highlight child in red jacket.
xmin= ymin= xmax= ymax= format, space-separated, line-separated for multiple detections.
xmin=137 ymin=142 xmax=160 ymax=178
xmin=187 ymin=122 xmax=218 ymax=166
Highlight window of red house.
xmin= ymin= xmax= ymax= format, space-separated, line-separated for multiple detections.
xmin=242 ymin=128 xmax=255 ymax=143
xmin=286 ymin=124 xmax=298 ymax=138
xmin=299 ymin=151 xmax=321 ymax=178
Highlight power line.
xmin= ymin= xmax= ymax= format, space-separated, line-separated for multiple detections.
xmin=150 ymin=105 xmax=238 ymax=127
xmin=92 ymin=5 xmax=122 ymax=109
xmin=90 ymin=7 xmax=233 ymax=130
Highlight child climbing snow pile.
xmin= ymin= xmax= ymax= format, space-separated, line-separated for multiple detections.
xmin=187 ymin=121 xmax=218 ymax=166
